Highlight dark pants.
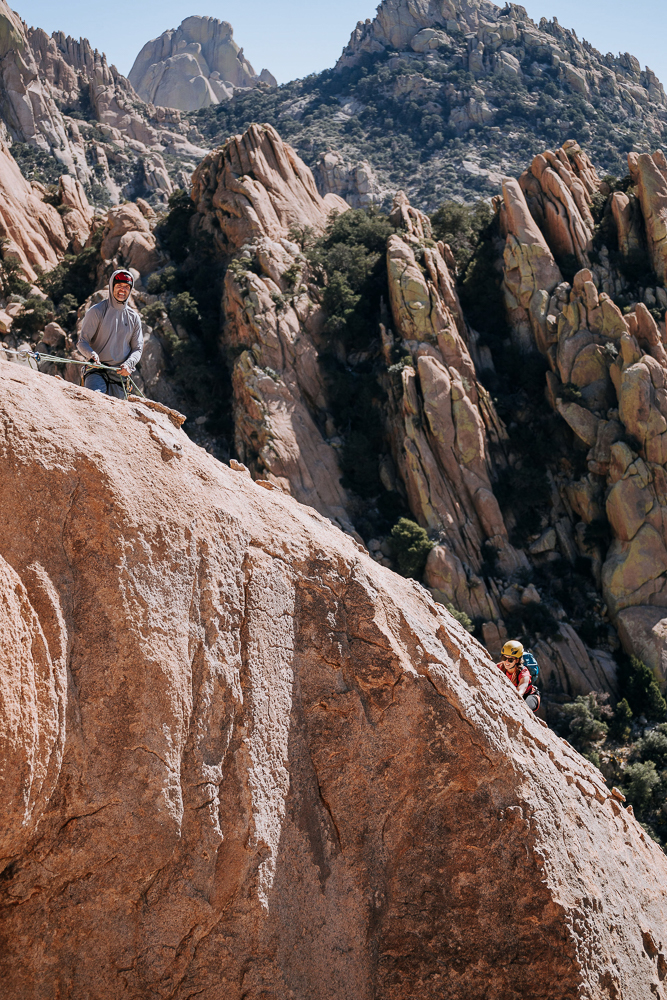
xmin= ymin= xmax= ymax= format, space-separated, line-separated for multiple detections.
xmin=84 ymin=370 xmax=128 ymax=399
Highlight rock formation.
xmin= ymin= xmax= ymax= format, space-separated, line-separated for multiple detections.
xmin=0 ymin=140 xmax=69 ymax=279
xmin=0 ymin=2 xmax=82 ymax=177
xmin=0 ymin=5 xmax=210 ymax=209
xmin=192 ymin=125 xmax=352 ymax=532
xmin=338 ymin=0 xmax=667 ymax=123
xmin=629 ymin=151 xmax=667 ymax=284
xmin=129 ymin=17 xmax=277 ymax=113
xmin=383 ymin=193 xmax=524 ymax=615
xmin=2 ymin=363 xmax=667 ymax=998
xmin=207 ymin=0 xmax=667 ymax=212
xmin=500 ymin=140 xmax=667 ymax=677
xmin=313 ymin=151 xmax=382 ymax=209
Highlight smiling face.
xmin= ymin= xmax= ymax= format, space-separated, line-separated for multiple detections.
xmin=113 ymin=281 xmax=131 ymax=303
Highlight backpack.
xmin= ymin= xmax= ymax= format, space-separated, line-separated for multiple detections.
xmin=522 ymin=651 xmax=540 ymax=686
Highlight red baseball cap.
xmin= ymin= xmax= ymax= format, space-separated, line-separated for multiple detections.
xmin=113 ymin=270 xmax=133 ymax=285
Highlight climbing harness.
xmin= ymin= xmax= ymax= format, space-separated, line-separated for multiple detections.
xmin=1 ymin=346 xmax=146 ymax=401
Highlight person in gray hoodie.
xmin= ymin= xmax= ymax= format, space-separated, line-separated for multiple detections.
xmin=78 ymin=268 xmax=143 ymax=398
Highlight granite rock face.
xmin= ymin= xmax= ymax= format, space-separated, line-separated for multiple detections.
xmin=2 ymin=364 xmax=667 ymax=999
xmin=193 ymin=125 xmax=352 ymax=532
xmin=383 ymin=194 xmax=525 ymax=618
xmin=500 ymin=142 xmax=667 ymax=665
xmin=313 ymin=151 xmax=382 ymax=209
xmin=129 ymin=17 xmax=277 ymax=113
xmin=0 ymin=6 xmax=209 ymax=208
xmin=0 ymin=140 xmax=68 ymax=279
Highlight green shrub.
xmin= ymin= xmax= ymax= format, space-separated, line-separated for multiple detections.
xmin=0 ymin=251 xmax=30 ymax=298
xmin=12 ymin=296 xmax=55 ymax=340
xmin=156 ymin=190 xmax=195 ymax=265
xmin=608 ymin=697 xmax=633 ymax=744
xmin=618 ymin=656 xmax=667 ymax=721
xmin=37 ymin=232 xmax=103 ymax=307
xmin=390 ymin=518 xmax=434 ymax=579
xmin=56 ymin=293 xmax=79 ymax=331
xmin=142 ymin=301 xmax=167 ymax=325
xmin=169 ymin=292 xmax=201 ymax=335
xmin=147 ymin=266 xmax=179 ymax=294
xmin=445 ymin=603 xmax=474 ymax=634
xmin=430 ymin=199 xmax=493 ymax=273
xmin=307 ymin=207 xmax=395 ymax=348
xmin=557 ymin=693 xmax=609 ymax=752
xmin=637 ymin=727 xmax=667 ymax=769
xmin=622 ymin=760 xmax=661 ymax=816
xmin=557 ymin=382 xmax=583 ymax=403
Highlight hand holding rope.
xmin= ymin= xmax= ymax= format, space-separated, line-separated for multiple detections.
xmin=1 ymin=346 xmax=146 ymax=400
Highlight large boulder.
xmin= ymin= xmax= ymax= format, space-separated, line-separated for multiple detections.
xmin=192 ymin=123 xmax=348 ymax=252
xmin=0 ymin=141 xmax=68 ymax=280
xmin=617 ymin=606 xmax=667 ymax=686
xmin=1 ymin=362 xmax=667 ymax=999
xmin=628 ymin=150 xmax=667 ymax=283
xmin=129 ymin=16 xmax=276 ymax=112
xmin=100 ymin=202 xmax=160 ymax=274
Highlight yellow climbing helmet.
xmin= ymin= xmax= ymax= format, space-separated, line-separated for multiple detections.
xmin=501 ymin=639 xmax=524 ymax=661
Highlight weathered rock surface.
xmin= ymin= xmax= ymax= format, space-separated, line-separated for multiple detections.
xmin=192 ymin=124 xmax=348 ymax=252
xmin=629 ymin=150 xmax=667 ymax=284
xmin=500 ymin=143 xmax=667 ymax=664
xmin=99 ymin=201 xmax=161 ymax=275
xmin=0 ymin=10 xmax=210 ymax=207
xmin=0 ymin=139 xmax=68 ymax=279
xmin=313 ymin=150 xmax=382 ymax=208
xmin=193 ymin=125 xmax=352 ymax=532
xmin=129 ymin=17 xmax=276 ymax=113
xmin=383 ymin=193 xmax=525 ymax=620
xmin=2 ymin=363 xmax=667 ymax=999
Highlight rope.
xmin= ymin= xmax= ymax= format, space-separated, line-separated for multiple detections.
xmin=1 ymin=346 xmax=147 ymax=400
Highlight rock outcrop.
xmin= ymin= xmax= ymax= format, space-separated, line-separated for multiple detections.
xmin=382 ymin=193 xmax=525 ymax=620
xmin=2 ymin=363 xmax=667 ymax=999
xmin=0 ymin=7 xmax=210 ymax=208
xmin=193 ymin=125 xmax=352 ymax=532
xmin=500 ymin=142 xmax=667 ymax=667
xmin=0 ymin=2 xmax=83 ymax=177
xmin=629 ymin=150 xmax=667 ymax=284
xmin=129 ymin=17 xmax=277 ymax=113
xmin=0 ymin=140 xmax=68 ymax=279
xmin=313 ymin=150 xmax=382 ymax=208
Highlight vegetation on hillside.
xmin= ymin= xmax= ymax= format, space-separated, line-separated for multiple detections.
xmin=190 ymin=40 xmax=666 ymax=211
xmin=554 ymin=661 xmax=667 ymax=850
xmin=304 ymin=207 xmax=409 ymax=535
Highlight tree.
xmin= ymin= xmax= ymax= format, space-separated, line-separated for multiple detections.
xmin=390 ymin=518 xmax=434 ymax=579
xmin=608 ymin=698 xmax=633 ymax=744
xmin=618 ymin=656 xmax=667 ymax=721
xmin=637 ymin=726 xmax=667 ymax=769
xmin=557 ymin=694 xmax=609 ymax=753
xmin=622 ymin=760 xmax=661 ymax=816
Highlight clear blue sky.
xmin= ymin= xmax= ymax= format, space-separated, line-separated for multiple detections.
xmin=10 ymin=0 xmax=667 ymax=87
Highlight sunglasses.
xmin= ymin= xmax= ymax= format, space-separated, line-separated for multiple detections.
xmin=500 ymin=657 xmax=521 ymax=665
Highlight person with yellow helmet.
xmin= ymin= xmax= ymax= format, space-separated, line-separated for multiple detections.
xmin=497 ymin=640 xmax=540 ymax=712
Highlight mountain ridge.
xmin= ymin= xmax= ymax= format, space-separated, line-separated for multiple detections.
xmin=191 ymin=0 xmax=667 ymax=210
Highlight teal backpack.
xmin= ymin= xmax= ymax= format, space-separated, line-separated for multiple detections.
xmin=522 ymin=651 xmax=540 ymax=686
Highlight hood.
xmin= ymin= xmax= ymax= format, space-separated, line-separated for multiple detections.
xmin=108 ymin=268 xmax=135 ymax=311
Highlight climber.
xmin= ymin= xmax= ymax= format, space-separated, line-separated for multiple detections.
xmin=78 ymin=268 xmax=143 ymax=398
xmin=497 ymin=640 xmax=541 ymax=713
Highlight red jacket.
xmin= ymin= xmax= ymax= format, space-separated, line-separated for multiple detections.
xmin=497 ymin=662 xmax=535 ymax=696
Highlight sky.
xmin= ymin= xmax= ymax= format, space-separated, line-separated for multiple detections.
xmin=10 ymin=0 xmax=667 ymax=87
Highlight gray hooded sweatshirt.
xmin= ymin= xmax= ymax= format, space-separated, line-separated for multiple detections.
xmin=78 ymin=270 xmax=143 ymax=372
